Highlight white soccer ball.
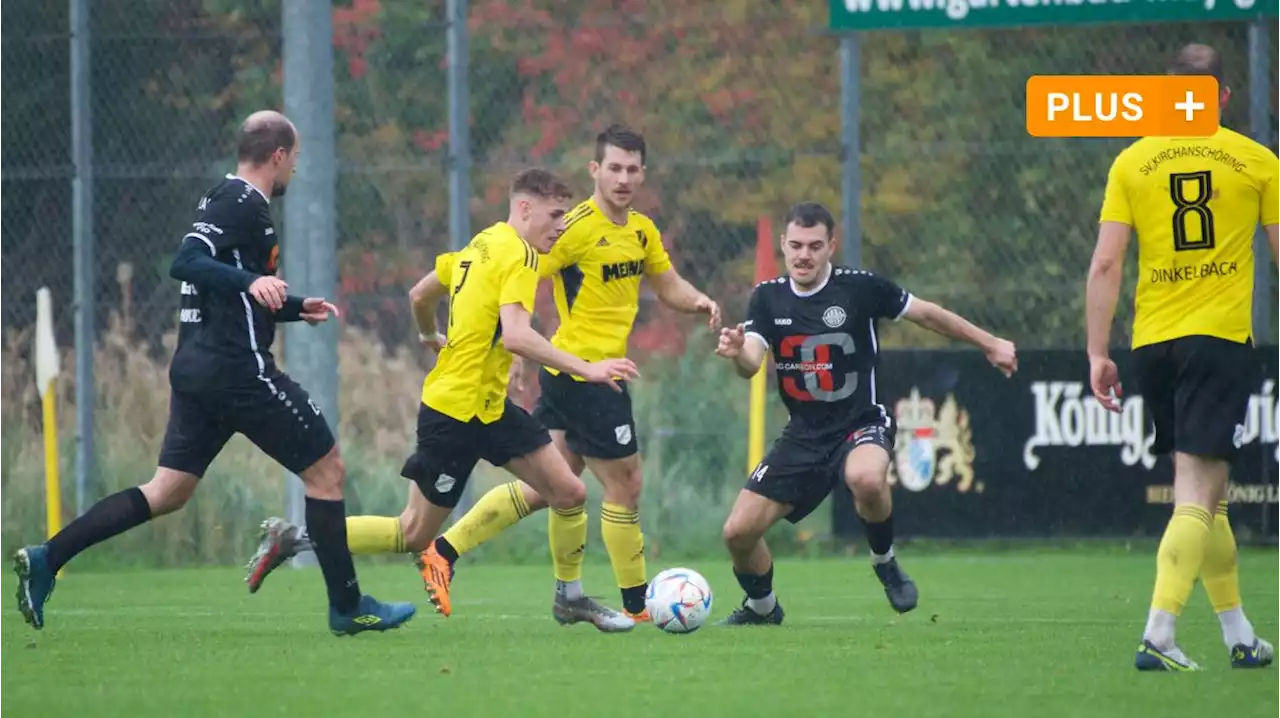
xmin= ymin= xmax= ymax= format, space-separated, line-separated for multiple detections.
xmin=645 ymin=567 xmax=713 ymax=634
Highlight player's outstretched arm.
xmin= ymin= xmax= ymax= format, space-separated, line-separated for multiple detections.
xmin=648 ymin=268 xmax=722 ymax=330
xmin=902 ymin=299 xmax=1017 ymax=377
xmin=498 ymin=302 xmax=639 ymax=392
xmin=409 ymin=271 xmax=448 ymax=347
xmin=1084 ymin=221 xmax=1131 ymax=411
xmin=715 ymin=323 xmax=767 ymax=379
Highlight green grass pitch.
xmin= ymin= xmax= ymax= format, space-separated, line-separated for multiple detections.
xmin=3 ymin=549 xmax=1276 ymax=717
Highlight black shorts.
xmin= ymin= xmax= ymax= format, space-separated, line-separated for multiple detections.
xmin=157 ymin=373 xmax=335 ymax=477
xmin=744 ymin=417 xmax=896 ymax=523
xmin=400 ymin=400 xmax=551 ymax=508
xmin=532 ymin=368 xmax=637 ymax=460
xmin=1133 ymin=335 xmax=1256 ymax=462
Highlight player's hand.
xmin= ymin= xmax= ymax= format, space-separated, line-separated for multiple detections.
xmin=299 ymin=297 xmax=340 ymax=326
xmin=715 ymin=323 xmax=747 ymax=359
xmin=984 ymin=337 xmax=1017 ymax=378
xmin=419 ymin=331 xmax=447 ymax=352
xmin=249 ymin=276 xmax=288 ymax=311
xmin=508 ymin=357 xmax=525 ymax=393
xmin=1089 ymin=354 xmax=1123 ymax=413
xmin=695 ymin=295 xmax=722 ymax=331
xmin=582 ymin=358 xmax=640 ymax=393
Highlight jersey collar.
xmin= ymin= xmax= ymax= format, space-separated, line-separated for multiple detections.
xmin=227 ymin=174 xmax=271 ymax=204
xmin=789 ymin=263 xmax=832 ymax=297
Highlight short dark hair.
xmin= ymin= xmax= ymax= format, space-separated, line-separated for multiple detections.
xmin=510 ymin=167 xmax=574 ymax=201
xmin=237 ymin=113 xmax=297 ymax=165
xmin=784 ymin=202 xmax=835 ymax=238
xmin=595 ymin=124 xmax=646 ymax=164
xmin=1168 ymin=43 xmax=1224 ymax=84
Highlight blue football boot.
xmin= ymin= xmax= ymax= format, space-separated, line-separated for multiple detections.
xmin=14 ymin=545 xmax=56 ymax=630
xmin=1230 ymin=638 xmax=1274 ymax=669
xmin=329 ymin=594 xmax=417 ymax=636
xmin=1135 ymin=640 xmax=1201 ymax=672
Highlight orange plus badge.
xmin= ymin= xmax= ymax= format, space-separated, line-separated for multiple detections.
xmin=1025 ymin=75 xmax=1219 ymax=138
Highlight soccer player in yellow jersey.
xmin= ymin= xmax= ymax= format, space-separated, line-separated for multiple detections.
xmin=1086 ymin=44 xmax=1278 ymax=672
xmin=245 ymin=168 xmax=641 ymax=632
xmin=418 ymin=125 xmax=722 ymax=622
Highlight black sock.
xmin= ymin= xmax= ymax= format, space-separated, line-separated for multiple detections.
xmin=433 ymin=536 xmax=459 ymax=564
xmin=45 ymin=487 xmax=151 ymax=573
xmin=305 ymin=497 xmax=361 ymax=613
xmin=733 ymin=564 xmax=774 ymax=600
xmin=864 ymin=513 xmax=894 ymax=556
xmin=621 ymin=584 xmax=648 ymax=614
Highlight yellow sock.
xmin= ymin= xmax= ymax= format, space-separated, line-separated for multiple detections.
xmin=346 ymin=516 xmax=405 ymax=555
xmin=601 ymin=502 xmax=646 ymax=589
xmin=1201 ymin=501 xmax=1241 ymax=613
xmin=549 ymin=504 xmax=587 ymax=582
xmin=1151 ymin=504 xmax=1213 ymax=615
xmin=441 ymin=482 xmax=530 ymax=555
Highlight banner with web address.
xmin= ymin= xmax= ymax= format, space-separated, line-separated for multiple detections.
xmin=831 ymin=347 xmax=1279 ymax=541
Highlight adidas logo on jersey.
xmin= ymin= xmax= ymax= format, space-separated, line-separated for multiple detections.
xmin=596 ymin=238 xmax=610 ymax=247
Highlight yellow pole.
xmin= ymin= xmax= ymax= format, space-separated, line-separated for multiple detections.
xmin=748 ymin=367 xmax=766 ymax=475
xmin=42 ymin=378 xmax=62 ymax=541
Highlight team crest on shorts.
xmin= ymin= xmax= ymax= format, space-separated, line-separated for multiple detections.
xmin=822 ymin=306 xmax=847 ymax=328
xmin=888 ymin=388 xmax=976 ymax=493
xmin=434 ymin=474 xmax=457 ymax=493
xmin=614 ymin=424 xmax=633 ymax=445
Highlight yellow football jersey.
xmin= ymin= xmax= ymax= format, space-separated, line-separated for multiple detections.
xmin=1100 ymin=126 xmax=1279 ymax=348
xmin=539 ymin=197 xmax=673 ymax=377
xmin=422 ymin=222 xmax=540 ymax=423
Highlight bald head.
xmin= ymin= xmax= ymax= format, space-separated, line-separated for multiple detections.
xmin=1168 ymin=43 xmax=1224 ymax=84
xmin=237 ymin=110 xmax=297 ymax=166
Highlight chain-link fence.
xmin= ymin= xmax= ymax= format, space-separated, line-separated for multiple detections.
xmin=2 ymin=0 xmax=1275 ymax=563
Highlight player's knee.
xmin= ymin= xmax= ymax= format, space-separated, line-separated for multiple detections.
xmin=547 ymin=476 xmax=588 ymax=510
xmin=844 ymin=466 xmax=886 ymax=500
xmin=722 ymin=516 xmax=762 ymax=552
xmin=300 ymin=449 xmax=346 ymax=499
xmin=140 ymin=469 xmax=199 ymax=516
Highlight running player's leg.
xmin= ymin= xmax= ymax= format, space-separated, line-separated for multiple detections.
xmin=543 ymin=369 xmax=649 ymax=618
xmin=14 ymin=390 xmax=227 ymax=630
xmin=838 ymin=424 xmax=917 ymax=614
xmin=718 ymin=440 xmax=828 ymax=626
xmin=718 ymin=489 xmax=792 ymax=626
xmin=489 ymin=400 xmax=633 ymax=631
xmin=237 ymin=375 xmax=414 ymax=635
xmin=1135 ymin=337 xmax=1270 ymax=670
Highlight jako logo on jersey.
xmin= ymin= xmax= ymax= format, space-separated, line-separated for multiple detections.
xmin=887 ymin=388 xmax=977 ymax=493
xmin=602 ymin=260 xmax=645 ymax=282
xmin=822 ymin=306 xmax=847 ymax=328
xmin=774 ymin=318 xmax=792 ymax=325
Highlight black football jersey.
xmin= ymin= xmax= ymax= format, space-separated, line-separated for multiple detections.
xmin=743 ymin=265 xmax=911 ymax=440
xmin=171 ymin=175 xmax=283 ymax=388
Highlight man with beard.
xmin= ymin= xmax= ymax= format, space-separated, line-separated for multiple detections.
xmin=13 ymin=111 xmax=417 ymax=637
xmin=713 ymin=201 xmax=1017 ymax=624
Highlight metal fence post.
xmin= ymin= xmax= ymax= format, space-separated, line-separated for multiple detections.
xmin=840 ymin=34 xmax=862 ymax=269
xmin=447 ymin=0 xmax=474 ymax=515
xmin=70 ymin=0 xmax=95 ymax=517
xmin=282 ymin=0 xmax=337 ymax=566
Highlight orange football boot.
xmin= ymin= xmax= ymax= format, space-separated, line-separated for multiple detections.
xmin=415 ymin=544 xmax=453 ymax=617
xmin=625 ymin=608 xmax=652 ymax=623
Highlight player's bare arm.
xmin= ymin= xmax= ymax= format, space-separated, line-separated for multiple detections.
xmin=1267 ymin=224 xmax=1278 ymax=263
xmin=902 ymin=299 xmax=1018 ymax=377
xmin=409 ymin=270 xmax=448 ymax=349
xmin=715 ymin=322 xmax=767 ymax=379
xmin=498 ymin=302 xmax=639 ymax=391
xmin=1084 ymin=220 xmax=1131 ymax=412
xmin=648 ymin=268 xmax=722 ymax=330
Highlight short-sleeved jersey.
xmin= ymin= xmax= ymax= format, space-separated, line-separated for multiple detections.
xmin=171 ymin=175 xmax=283 ymax=389
xmin=1099 ymin=127 xmax=1279 ymax=348
xmin=539 ymin=198 xmax=672 ymax=378
xmin=744 ymin=266 xmax=912 ymax=441
xmin=422 ymin=222 xmax=540 ymax=423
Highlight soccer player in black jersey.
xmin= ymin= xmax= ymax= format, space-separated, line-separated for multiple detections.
xmin=12 ymin=110 xmax=415 ymax=636
xmin=714 ymin=202 xmax=1017 ymax=625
